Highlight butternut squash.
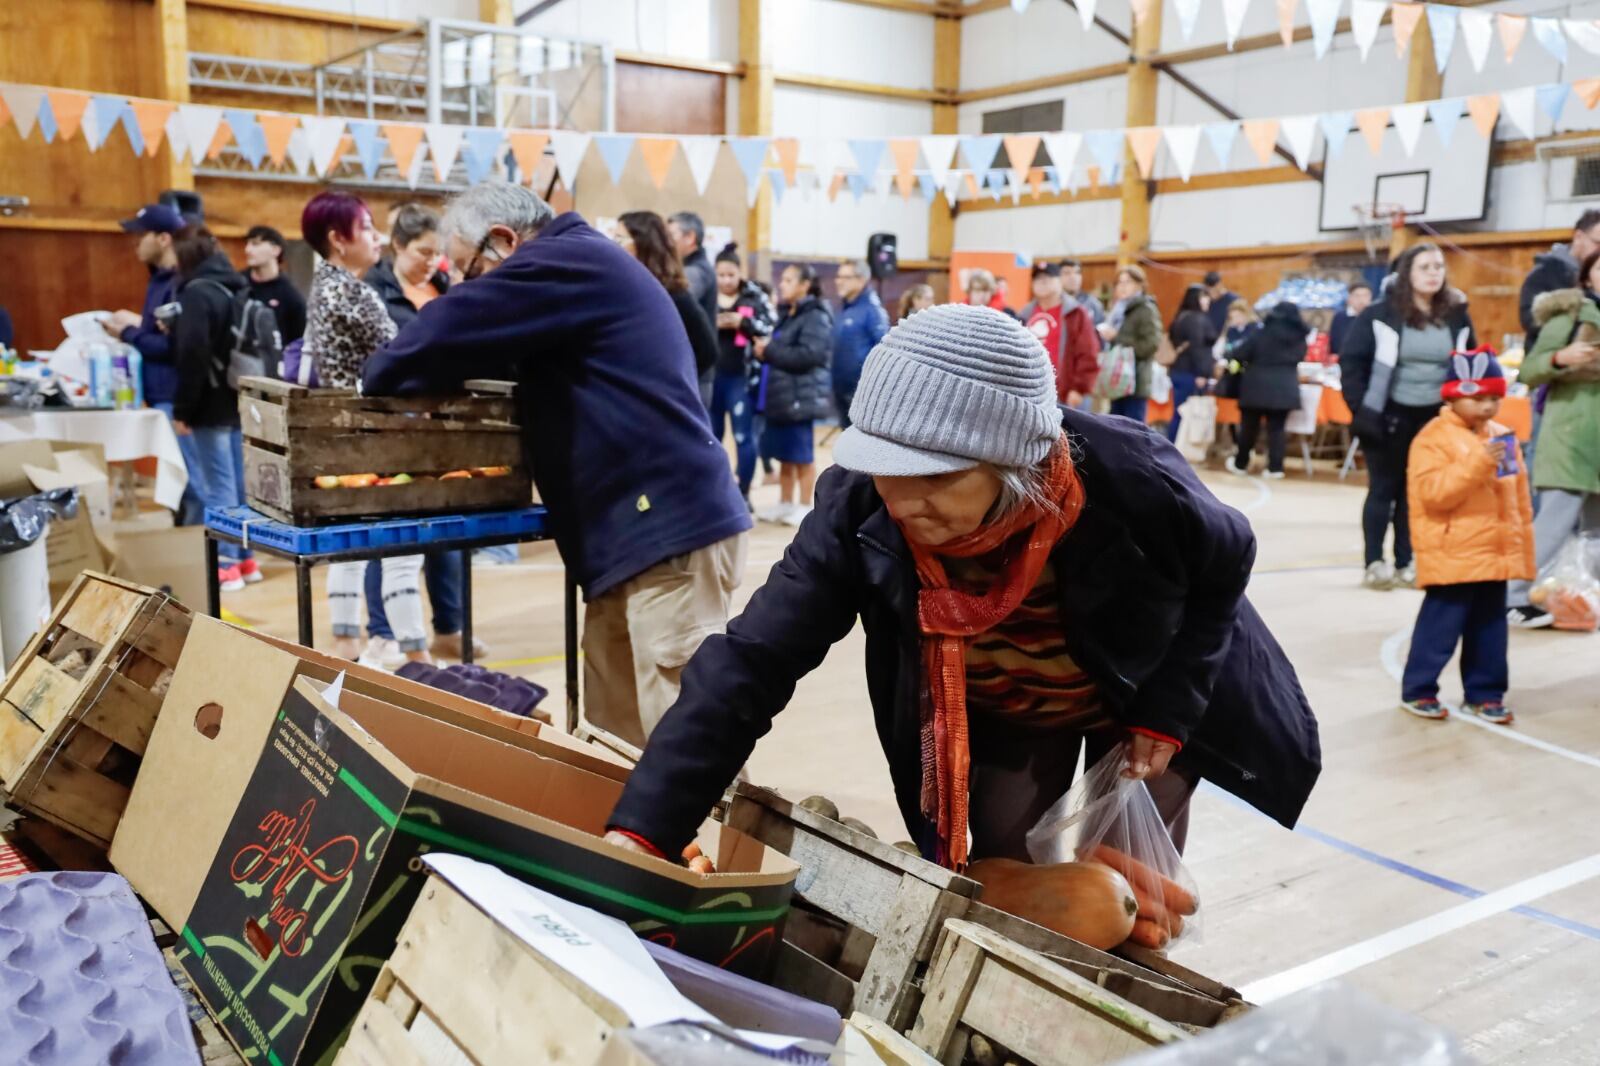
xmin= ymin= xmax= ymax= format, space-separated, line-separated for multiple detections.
xmin=967 ymin=859 xmax=1138 ymax=950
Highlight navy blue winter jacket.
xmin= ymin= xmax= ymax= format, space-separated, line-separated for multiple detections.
xmin=121 ymin=267 xmax=179 ymax=405
xmin=832 ymin=288 xmax=889 ymax=388
xmin=610 ymin=406 xmax=1321 ymax=857
xmin=362 ymin=212 xmax=751 ymax=598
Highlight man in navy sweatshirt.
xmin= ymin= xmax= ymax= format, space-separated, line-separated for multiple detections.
xmin=363 ymin=182 xmax=752 ymax=750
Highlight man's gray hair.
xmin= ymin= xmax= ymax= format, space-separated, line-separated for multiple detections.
xmin=442 ymin=181 xmax=554 ymax=247
xmin=668 ymin=210 xmax=704 ymax=247
xmin=841 ymin=258 xmax=870 ymax=278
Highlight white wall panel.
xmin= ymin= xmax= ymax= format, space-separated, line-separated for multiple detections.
xmin=518 ymin=0 xmax=738 ymax=63
xmin=774 ymin=85 xmax=933 ymax=138
xmin=249 ymin=0 xmax=476 ymax=20
xmin=960 ymin=2 xmax=1125 ymax=91
xmin=774 ymin=0 xmax=935 ymax=90
xmin=1149 ymin=182 xmax=1324 ymax=249
xmin=957 ymin=82 xmax=1128 ymax=134
xmin=952 ymin=198 xmax=1121 ymax=258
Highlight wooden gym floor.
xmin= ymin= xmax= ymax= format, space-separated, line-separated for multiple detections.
xmin=224 ymin=438 xmax=1600 ymax=1063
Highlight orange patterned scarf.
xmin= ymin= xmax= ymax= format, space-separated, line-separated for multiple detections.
xmin=896 ymin=436 xmax=1085 ymax=870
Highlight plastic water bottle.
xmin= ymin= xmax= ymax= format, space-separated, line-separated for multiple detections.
xmin=88 ymin=344 xmax=113 ymax=406
xmin=125 ymin=348 xmax=144 ymax=407
xmin=111 ymin=351 xmax=134 ymax=410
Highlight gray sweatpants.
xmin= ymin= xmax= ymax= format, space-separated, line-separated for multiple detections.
xmin=1508 ymin=490 xmax=1600 ymax=607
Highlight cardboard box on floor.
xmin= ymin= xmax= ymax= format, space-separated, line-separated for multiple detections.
xmin=104 ymin=509 xmax=208 ymax=612
xmin=112 ymin=618 xmax=797 ymax=1066
xmin=0 ymin=439 xmax=116 ymax=603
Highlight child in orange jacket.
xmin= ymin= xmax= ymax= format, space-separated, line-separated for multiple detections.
xmin=1400 ymin=349 xmax=1534 ymax=724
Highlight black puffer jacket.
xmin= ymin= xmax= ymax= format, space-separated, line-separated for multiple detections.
xmin=366 ymin=257 xmax=448 ymax=331
xmin=761 ymin=296 xmax=833 ymax=424
xmin=1235 ymin=303 xmax=1307 ymax=412
xmin=173 ymin=253 xmax=247 ymax=428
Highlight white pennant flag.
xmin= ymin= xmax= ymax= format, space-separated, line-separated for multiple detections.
xmin=80 ymin=102 xmax=108 ymax=152
xmin=178 ymin=105 xmax=224 ymax=164
xmin=1390 ymin=102 xmax=1427 ymax=156
xmin=1564 ymin=19 xmax=1600 ymax=56
xmin=1076 ymin=0 xmax=1098 ymax=32
xmin=1350 ymin=0 xmax=1386 ymax=60
xmin=874 ymin=170 xmax=894 ymax=198
xmin=1223 ymin=0 xmax=1252 ymax=48
xmin=1041 ymin=131 xmax=1082 ymax=178
xmin=1500 ymin=86 xmax=1537 ymax=139
xmin=1 ymin=87 xmax=46 ymax=139
xmin=943 ymin=171 xmax=964 ymax=208
xmin=549 ymin=130 xmax=592 ymax=189
xmin=285 ymin=127 xmax=314 ymax=176
xmin=1458 ymin=9 xmax=1493 ymax=72
xmin=1172 ymin=0 xmax=1203 ymax=40
xmin=163 ymin=108 xmax=188 ymax=163
xmin=1163 ymin=125 xmax=1203 ymax=181
xmin=920 ymin=135 xmax=960 ymax=188
xmin=1280 ymin=114 xmax=1319 ymax=170
xmin=425 ymin=124 xmax=465 ymax=183
xmin=680 ymin=136 xmax=722 ymax=196
xmin=1306 ymin=0 xmax=1342 ymax=58
xmin=302 ymin=115 xmax=346 ymax=176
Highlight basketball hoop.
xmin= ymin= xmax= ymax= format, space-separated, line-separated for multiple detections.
xmin=1353 ymin=202 xmax=1407 ymax=261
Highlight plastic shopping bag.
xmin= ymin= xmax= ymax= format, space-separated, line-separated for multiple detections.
xmin=1175 ymin=395 xmax=1217 ymax=462
xmin=1026 ymin=744 xmax=1200 ymax=950
xmin=1094 ymin=344 xmax=1138 ymax=401
xmin=1529 ymin=534 xmax=1600 ymax=632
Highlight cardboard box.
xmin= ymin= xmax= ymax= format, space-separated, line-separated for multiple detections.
xmin=112 ymin=621 xmax=797 ymax=1066
xmin=106 ymin=525 xmax=207 ymax=612
xmin=1 ymin=440 xmax=117 ymax=602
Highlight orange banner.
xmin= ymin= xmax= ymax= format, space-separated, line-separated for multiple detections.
xmin=1354 ymin=108 xmax=1390 ymax=154
xmin=257 ymin=112 xmax=299 ymax=167
xmin=1466 ymin=94 xmax=1500 ymax=138
xmin=773 ymin=137 xmax=801 ymax=185
xmin=507 ymin=131 xmax=549 ymax=183
xmin=382 ymin=123 xmax=425 ymax=177
xmin=45 ymin=90 xmax=90 ymax=143
xmin=1242 ymin=119 xmax=1280 ymax=164
xmin=637 ymin=137 xmax=678 ymax=188
xmin=1390 ymin=2 xmax=1424 ymax=57
xmin=1126 ymin=127 xmax=1162 ymax=178
xmin=1002 ymin=135 xmax=1040 ymax=181
xmin=129 ymin=100 xmax=174 ymax=157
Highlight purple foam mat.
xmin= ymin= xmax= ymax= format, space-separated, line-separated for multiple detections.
xmin=0 ymin=871 xmax=200 ymax=1066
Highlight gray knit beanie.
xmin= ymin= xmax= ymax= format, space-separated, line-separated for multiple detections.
xmin=833 ymin=303 xmax=1062 ymax=477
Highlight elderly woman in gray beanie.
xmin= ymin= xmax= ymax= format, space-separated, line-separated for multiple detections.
xmin=606 ymin=303 xmax=1320 ymax=869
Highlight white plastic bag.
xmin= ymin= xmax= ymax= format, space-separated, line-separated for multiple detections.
xmin=1175 ymin=395 xmax=1217 ymax=462
xmin=1529 ymin=533 xmax=1600 ymax=631
xmin=1149 ymin=363 xmax=1172 ymax=405
xmin=1026 ymin=744 xmax=1200 ymax=949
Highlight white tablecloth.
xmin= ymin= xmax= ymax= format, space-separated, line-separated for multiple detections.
xmin=0 ymin=409 xmax=188 ymax=511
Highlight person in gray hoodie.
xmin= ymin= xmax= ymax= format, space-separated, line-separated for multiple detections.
xmin=1519 ymin=210 xmax=1600 ymax=342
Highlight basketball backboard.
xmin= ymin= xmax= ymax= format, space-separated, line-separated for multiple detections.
xmin=1319 ymin=117 xmax=1493 ymax=231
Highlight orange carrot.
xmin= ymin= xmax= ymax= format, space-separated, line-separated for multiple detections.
xmin=1088 ymin=845 xmax=1198 ymax=915
xmin=1130 ymin=885 xmax=1184 ymax=937
xmin=1128 ymin=918 xmax=1169 ymax=949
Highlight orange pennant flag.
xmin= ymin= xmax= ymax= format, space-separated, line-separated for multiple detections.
xmin=774 ymin=138 xmax=801 ymax=185
xmin=0 ymin=94 xmax=10 ymax=131
xmin=45 ymin=90 xmax=90 ymax=143
xmin=637 ymin=137 xmax=679 ymax=188
xmin=888 ymin=139 xmax=920 ymax=187
xmin=1086 ymin=166 xmax=1102 ymax=189
xmin=1390 ymin=2 xmax=1424 ymax=57
xmin=1126 ymin=127 xmax=1162 ymax=178
xmin=1497 ymin=13 xmax=1527 ymax=62
xmin=1575 ymin=78 xmax=1600 ymax=110
xmin=1354 ymin=108 xmax=1390 ymax=154
xmin=1128 ymin=0 xmax=1152 ymax=25
xmin=1242 ymin=119 xmax=1280 ymax=164
xmin=257 ymin=112 xmax=299 ymax=167
xmin=508 ymin=131 xmax=549 ymax=183
xmin=129 ymin=100 xmax=174 ymax=158
xmin=1278 ymin=0 xmax=1297 ymax=47
xmin=1466 ymin=93 xmax=1500 ymax=138
xmin=382 ymin=123 xmax=425 ymax=176
xmin=206 ymin=122 xmax=233 ymax=160
xmin=1003 ymin=134 xmax=1040 ymax=181
xmin=1027 ymin=167 xmax=1046 ymax=197
xmin=963 ymin=172 xmax=980 ymax=199
xmin=894 ymin=171 xmax=917 ymax=198
xmin=827 ymin=171 xmax=845 ymax=202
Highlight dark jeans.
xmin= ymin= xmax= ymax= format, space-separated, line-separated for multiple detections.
xmin=1166 ymin=372 xmax=1198 ymax=442
xmin=1236 ymin=408 xmax=1290 ymax=473
xmin=1109 ymin=395 xmax=1149 ymax=423
xmin=710 ymin=372 xmax=758 ymax=495
xmin=1402 ymin=581 xmax=1509 ymax=705
xmin=366 ymin=551 xmax=463 ymax=639
xmin=1361 ymin=404 xmax=1436 ymax=567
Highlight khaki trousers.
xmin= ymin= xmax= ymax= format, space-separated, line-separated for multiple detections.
xmin=581 ymin=533 xmax=748 ymax=750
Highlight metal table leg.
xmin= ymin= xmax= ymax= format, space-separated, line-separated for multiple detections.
xmin=297 ymin=560 xmax=315 ymax=648
xmin=460 ymin=547 xmax=474 ymax=665
xmin=565 ymin=572 xmax=579 ymax=735
xmin=204 ymin=535 xmax=221 ymax=618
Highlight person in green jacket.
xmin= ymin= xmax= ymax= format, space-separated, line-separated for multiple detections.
xmin=1505 ymin=271 xmax=1600 ymax=628
xmin=1098 ymin=264 xmax=1164 ymax=422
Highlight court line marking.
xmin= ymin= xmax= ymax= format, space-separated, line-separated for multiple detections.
xmin=1238 ymin=851 xmax=1600 ymax=1002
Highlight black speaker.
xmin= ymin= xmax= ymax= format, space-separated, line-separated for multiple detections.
xmin=161 ymin=189 xmax=204 ymax=223
xmin=868 ymin=232 xmax=898 ymax=280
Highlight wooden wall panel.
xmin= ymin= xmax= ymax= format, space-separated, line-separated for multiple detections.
xmin=195 ymin=177 xmax=448 ymax=237
xmin=616 ymin=63 xmax=727 ymax=135
xmin=573 ymin=146 xmax=747 ymax=253
xmin=187 ymin=6 xmax=398 ymax=65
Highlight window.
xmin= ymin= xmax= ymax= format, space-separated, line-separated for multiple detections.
xmin=981 ymin=102 xmax=1062 ymax=169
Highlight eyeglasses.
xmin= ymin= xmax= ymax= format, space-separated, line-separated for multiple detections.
xmin=462 ymin=233 xmax=507 ymax=281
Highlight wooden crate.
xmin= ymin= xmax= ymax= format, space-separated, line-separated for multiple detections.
xmin=0 ymin=572 xmax=191 ymax=849
xmin=237 ymin=376 xmax=530 ymax=525
xmin=839 ymin=1013 xmax=942 ymax=1065
xmin=908 ymin=921 xmax=1188 ymax=1065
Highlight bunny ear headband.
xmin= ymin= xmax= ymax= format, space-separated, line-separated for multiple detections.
xmin=1442 ymin=345 xmax=1506 ymax=400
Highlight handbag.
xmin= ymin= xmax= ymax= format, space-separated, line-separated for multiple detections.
xmin=1155 ymin=333 xmax=1181 ymax=368
xmin=1215 ymin=366 xmax=1241 ymax=399
xmin=1094 ymin=344 xmax=1137 ymax=400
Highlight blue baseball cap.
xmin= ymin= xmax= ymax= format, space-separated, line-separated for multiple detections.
xmin=119 ymin=204 xmax=186 ymax=234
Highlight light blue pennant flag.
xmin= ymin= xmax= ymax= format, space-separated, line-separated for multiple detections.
xmin=1426 ymin=98 xmax=1463 ymax=147
xmin=729 ymin=137 xmax=771 ymax=193
xmin=347 ymin=120 xmax=386 ymax=178
xmin=1318 ymin=112 xmax=1353 ymax=159
xmin=592 ymin=134 xmax=635 ymax=184
xmin=959 ymin=134 xmax=1001 ymax=171
xmin=848 ymin=138 xmax=887 ymax=178
xmin=1204 ymin=121 xmax=1240 ymax=166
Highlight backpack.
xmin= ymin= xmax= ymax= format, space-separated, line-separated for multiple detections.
xmin=196 ymin=280 xmax=284 ymax=389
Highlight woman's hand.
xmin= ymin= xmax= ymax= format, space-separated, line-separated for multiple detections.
xmin=717 ymin=310 xmax=742 ymax=330
xmin=1554 ymin=342 xmax=1599 ymax=369
xmin=172 ymin=420 xmax=192 ymax=437
xmin=1124 ymin=733 xmax=1179 ymax=779
xmin=603 ymin=829 xmax=656 ymax=856
xmin=754 ymin=336 xmax=770 ymax=360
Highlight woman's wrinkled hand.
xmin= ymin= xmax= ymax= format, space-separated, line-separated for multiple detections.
xmin=1124 ymin=733 xmax=1178 ymax=780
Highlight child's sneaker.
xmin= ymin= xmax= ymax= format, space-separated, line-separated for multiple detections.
xmin=1394 ymin=563 xmax=1417 ymax=588
xmin=1464 ymin=701 xmax=1514 ymax=725
xmin=1507 ymin=605 xmax=1553 ymax=629
xmin=1363 ymin=561 xmax=1394 ymax=590
xmin=1399 ymin=698 xmax=1448 ymax=720
xmin=1262 ymin=470 xmax=1286 ymax=480
xmin=218 ymin=565 xmax=245 ymax=593
xmin=238 ymin=558 xmax=264 ymax=584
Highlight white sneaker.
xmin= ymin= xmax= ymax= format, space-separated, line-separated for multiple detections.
xmin=1225 ymin=461 xmax=1251 ymax=477
xmin=756 ymin=503 xmax=793 ymax=524
xmin=1394 ymin=563 xmax=1417 ymax=588
xmin=358 ymin=637 xmax=403 ymax=671
xmin=1262 ymin=470 xmax=1286 ymax=480
xmin=782 ymin=504 xmax=813 ymax=528
xmin=1363 ymin=561 xmax=1394 ymax=591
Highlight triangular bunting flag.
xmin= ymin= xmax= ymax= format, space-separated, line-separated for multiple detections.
xmin=636 ymin=137 xmax=679 ymax=189
xmin=303 ymin=115 xmax=347 ymax=176
xmin=1085 ymin=166 xmax=1103 ymax=190
xmin=1497 ymin=13 xmax=1528 ymax=63
xmin=1390 ymin=2 xmax=1424 ymax=58
xmin=1306 ymin=0 xmax=1341 ymax=58
xmin=127 ymin=100 xmax=172 ymax=158
xmin=1076 ymin=0 xmax=1098 ymax=31
xmin=1277 ymin=0 xmax=1297 ymax=47
xmin=889 ymin=138 xmax=921 ymax=192
xmin=847 ymin=173 xmax=867 ymax=203
xmin=1204 ymin=120 xmax=1240 ymax=165
xmin=383 ymin=124 xmax=426 ymax=180
xmin=285 ymin=128 xmax=313 ymax=176
xmin=1390 ymin=102 xmax=1427 ymax=156
xmin=678 ymin=136 xmax=721 ymax=195
xmin=1355 ymin=107 xmax=1390 ymax=154
xmin=1458 ymin=9 xmax=1493 ymax=71
xmin=876 ymin=169 xmax=895 ymax=199
xmin=347 ymin=120 xmax=386 ymax=178
xmin=728 ymin=137 xmax=770 ymax=194
xmin=1575 ymin=78 xmax=1600 ymax=110
xmin=592 ymin=134 xmax=635 ymax=185
xmin=1319 ymin=111 xmax=1352 ymax=158
xmin=258 ymin=113 xmax=299 ymax=167
xmin=224 ymin=110 xmax=267 ymax=167
xmin=1426 ymin=98 xmax=1463 ymax=147
xmin=499 ymin=130 xmax=545 ymax=185
xmin=1163 ymin=125 xmax=1202 ymax=182
xmin=1426 ymin=5 xmax=1457 ymax=73
xmin=162 ymin=108 xmax=187 ymax=163
xmin=959 ymin=134 xmax=1001 ymax=172
xmin=1002 ymin=134 xmax=1040 ymax=180
xmin=35 ymin=96 xmax=57 ymax=144
xmin=944 ymin=171 xmax=964 ymax=208
xmin=1536 ymin=83 xmax=1570 ymax=125
xmin=1012 ymin=0 xmax=1031 ymax=12
xmin=1565 ymin=20 xmax=1600 ymax=57
xmin=1466 ymin=93 xmax=1500 ymax=138
xmin=1223 ymin=0 xmax=1251 ymax=48
xmin=87 ymin=96 xmax=128 ymax=152
xmin=848 ymin=138 xmax=887 ymax=178
xmin=1082 ymin=130 xmax=1124 ymax=177
xmin=827 ymin=172 xmax=845 ymax=203
xmin=773 ymin=137 xmax=801 ymax=185
xmin=1041 ymin=132 xmax=1081 ymax=176
xmin=918 ymin=173 xmax=939 ymax=200
xmin=769 ymin=170 xmax=787 ymax=206
xmin=1242 ymin=119 xmax=1280 ymax=164
xmin=1280 ymin=115 xmax=1318 ymax=170
xmin=1043 ymin=166 xmax=1062 ymax=196
xmin=546 ymin=130 xmax=590 ymax=189
xmin=920 ymin=135 xmax=959 ymax=187
xmin=178 ymin=105 xmax=223 ymax=164
xmin=1173 ymin=0 xmax=1203 ymax=40
xmin=893 ymin=168 xmax=917 ymax=199
xmin=1129 ymin=0 xmax=1153 ymax=27
xmin=1500 ymin=86 xmax=1537 ymax=138
xmin=204 ymin=121 xmax=232 ymax=161
xmin=45 ymin=90 xmax=90 ymax=144
xmin=1026 ymin=167 xmax=1045 ymax=197
xmin=1530 ymin=18 xmax=1567 ymax=64
xmin=1350 ymin=0 xmax=1386 ymax=60
xmin=462 ymin=127 xmax=507 ymax=185
xmin=1 ymin=87 xmax=45 ymax=139
xmin=1126 ymin=127 xmax=1161 ymax=178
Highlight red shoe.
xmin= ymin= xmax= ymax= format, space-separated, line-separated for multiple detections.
xmin=218 ymin=565 xmax=245 ymax=593
xmin=238 ymin=558 xmax=264 ymax=584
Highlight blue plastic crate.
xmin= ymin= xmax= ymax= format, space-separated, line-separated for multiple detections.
xmin=205 ymin=505 xmax=548 ymax=557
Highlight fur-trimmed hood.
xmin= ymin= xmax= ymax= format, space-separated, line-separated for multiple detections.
xmin=1532 ymin=287 xmax=1589 ymax=327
